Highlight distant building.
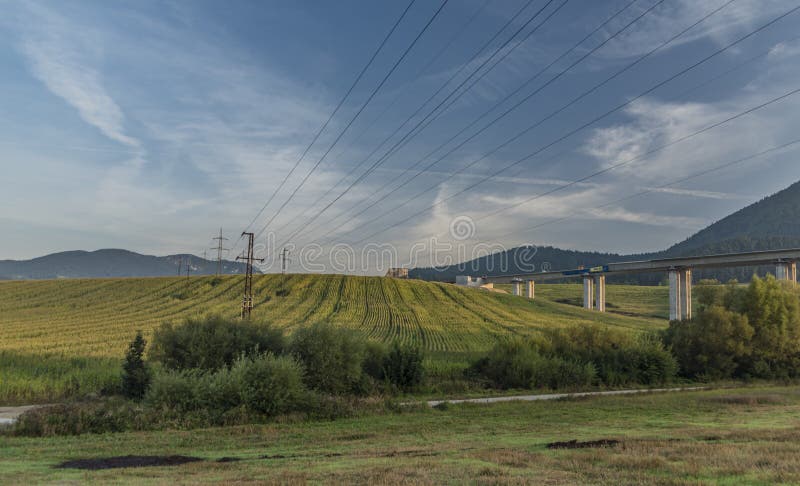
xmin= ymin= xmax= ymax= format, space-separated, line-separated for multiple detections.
xmin=385 ymin=267 xmax=409 ymax=279
xmin=455 ymin=275 xmax=497 ymax=291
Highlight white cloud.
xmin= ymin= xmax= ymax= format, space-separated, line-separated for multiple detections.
xmin=17 ymin=4 xmax=141 ymax=151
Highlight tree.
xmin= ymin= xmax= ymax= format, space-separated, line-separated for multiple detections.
xmin=122 ymin=331 xmax=151 ymax=400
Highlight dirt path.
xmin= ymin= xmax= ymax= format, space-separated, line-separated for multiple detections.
xmin=426 ymin=386 xmax=707 ymax=407
xmin=0 ymin=405 xmax=46 ymax=425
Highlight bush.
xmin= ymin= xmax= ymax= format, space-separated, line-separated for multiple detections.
xmin=145 ymin=370 xmax=201 ymax=412
xmin=547 ymin=326 xmax=677 ymax=386
xmin=665 ymin=306 xmax=752 ymax=380
xmin=12 ymin=399 xmax=145 ymax=436
xmin=470 ymin=327 xmax=676 ymax=390
xmin=121 ymin=331 xmax=151 ymax=400
xmin=665 ymin=275 xmax=800 ymax=379
xmin=382 ymin=343 xmax=425 ymax=391
xmin=290 ymin=322 xmax=367 ymax=394
xmin=144 ymin=354 xmax=308 ymax=419
xmin=149 ymin=315 xmax=284 ymax=371
xmin=237 ymin=354 xmax=308 ymax=416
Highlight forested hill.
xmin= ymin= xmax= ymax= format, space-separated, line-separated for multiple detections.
xmin=662 ymin=180 xmax=800 ymax=257
xmin=411 ymin=180 xmax=800 ymax=283
xmin=0 ymin=249 xmax=253 ymax=280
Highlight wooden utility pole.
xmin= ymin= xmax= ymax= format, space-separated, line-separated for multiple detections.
xmin=236 ymin=232 xmax=264 ymax=319
xmin=211 ymin=228 xmax=229 ymax=276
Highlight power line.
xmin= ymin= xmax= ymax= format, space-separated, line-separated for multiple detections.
xmin=348 ymin=2 xmax=800 ymax=246
xmin=263 ymin=0 xmax=550 ymax=244
xmin=322 ymin=0 xmax=723 ymax=245
xmin=254 ymin=0 xmax=451 ymax=241
xmin=272 ymin=0 xmax=570 ymax=249
xmin=284 ymin=0 xmax=494 ymax=227
xmin=488 ymin=137 xmax=800 ymax=245
xmin=309 ymin=0 xmax=642 ymax=244
xmin=267 ymin=0 xmax=501 ymax=239
xmin=237 ymin=0 xmax=419 ymax=241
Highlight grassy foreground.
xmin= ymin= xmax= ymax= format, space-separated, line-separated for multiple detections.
xmin=2 ymin=386 xmax=799 ymax=484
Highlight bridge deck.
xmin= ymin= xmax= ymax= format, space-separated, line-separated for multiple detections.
xmin=485 ymin=248 xmax=800 ymax=284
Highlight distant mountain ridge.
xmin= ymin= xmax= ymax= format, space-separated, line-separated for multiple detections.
xmin=0 ymin=249 xmax=255 ymax=280
xmin=411 ymin=180 xmax=800 ymax=283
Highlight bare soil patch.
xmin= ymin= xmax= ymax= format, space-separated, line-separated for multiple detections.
xmin=547 ymin=439 xmax=620 ymax=450
xmin=56 ymin=455 xmax=203 ymax=470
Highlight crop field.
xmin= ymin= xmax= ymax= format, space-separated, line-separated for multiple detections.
xmin=0 ymin=275 xmax=667 ymax=403
xmin=0 ymin=275 xmax=666 ymax=358
xmin=3 ymin=386 xmax=799 ymax=484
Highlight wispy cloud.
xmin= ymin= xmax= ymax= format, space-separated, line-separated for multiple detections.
xmin=17 ymin=3 xmax=141 ymax=152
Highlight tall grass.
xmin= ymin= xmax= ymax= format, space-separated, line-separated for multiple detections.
xmin=0 ymin=351 xmax=120 ymax=404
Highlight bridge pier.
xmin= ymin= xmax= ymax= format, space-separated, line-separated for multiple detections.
xmin=512 ymin=280 xmax=522 ymax=296
xmin=594 ymin=275 xmax=606 ymax=312
xmin=526 ymin=280 xmax=535 ymax=299
xmin=776 ymin=262 xmax=797 ymax=284
xmin=669 ymin=269 xmax=692 ymax=321
xmin=583 ymin=276 xmax=594 ymax=310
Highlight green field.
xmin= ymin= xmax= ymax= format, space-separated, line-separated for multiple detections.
xmin=0 ymin=275 xmax=668 ymax=403
xmin=2 ymin=386 xmax=799 ymax=484
xmin=0 ymin=275 xmax=667 ymax=358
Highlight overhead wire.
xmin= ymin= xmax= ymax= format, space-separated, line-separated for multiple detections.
xmin=347 ymin=2 xmax=800 ymax=246
xmin=308 ymin=0 xmax=643 ymax=243
xmin=263 ymin=0 xmax=561 ymax=245
xmin=252 ymin=0 xmax=451 ymax=245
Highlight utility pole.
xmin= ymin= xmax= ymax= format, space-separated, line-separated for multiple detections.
xmin=236 ymin=232 xmax=264 ymax=319
xmin=281 ymin=248 xmax=291 ymax=274
xmin=177 ymin=256 xmax=182 ymax=276
xmin=211 ymin=228 xmax=229 ymax=276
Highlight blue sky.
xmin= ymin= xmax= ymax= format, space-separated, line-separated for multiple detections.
xmin=1 ymin=0 xmax=799 ymax=272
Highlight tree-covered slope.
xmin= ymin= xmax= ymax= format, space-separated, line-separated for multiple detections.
xmin=412 ymin=180 xmax=800 ymax=282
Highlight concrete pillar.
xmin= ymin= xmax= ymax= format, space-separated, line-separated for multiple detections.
xmin=526 ymin=280 xmax=535 ymax=299
xmin=668 ymin=269 xmax=693 ymax=321
xmin=681 ymin=269 xmax=692 ymax=321
xmin=583 ymin=276 xmax=594 ymax=310
xmin=777 ymin=263 xmax=790 ymax=281
xmin=594 ymin=275 xmax=606 ymax=312
xmin=512 ymin=281 xmax=522 ymax=296
xmin=791 ymin=263 xmax=798 ymax=285
xmin=669 ymin=270 xmax=682 ymax=321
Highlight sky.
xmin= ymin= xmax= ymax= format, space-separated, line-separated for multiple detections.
xmin=1 ymin=0 xmax=799 ymax=274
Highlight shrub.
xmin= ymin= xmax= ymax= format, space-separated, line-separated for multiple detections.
xmin=13 ymin=399 xmax=145 ymax=436
xmin=121 ymin=331 xmax=151 ymax=400
xmin=468 ymin=338 xmax=543 ymax=389
xmin=665 ymin=306 xmax=752 ymax=380
xmin=149 ymin=315 xmax=284 ymax=371
xmin=145 ymin=370 xmax=201 ymax=412
xmin=145 ymin=354 xmax=308 ymax=418
xmin=665 ymin=275 xmax=800 ymax=379
xmin=547 ymin=326 xmax=677 ymax=386
xmin=382 ymin=343 xmax=425 ymax=391
xmin=471 ymin=327 xmax=676 ymax=390
xmin=290 ymin=322 xmax=367 ymax=394
xmin=236 ymin=354 xmax=308 ymax=416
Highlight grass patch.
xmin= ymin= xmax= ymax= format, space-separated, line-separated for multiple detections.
xmin=2 ymin=386 xmax=800 ymax=484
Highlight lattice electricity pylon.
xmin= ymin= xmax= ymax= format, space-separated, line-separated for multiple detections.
xmin=236 ymin=232 xmax=264 ymax=319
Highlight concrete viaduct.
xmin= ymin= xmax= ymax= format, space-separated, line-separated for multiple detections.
xmin=480 ymin=248 xmax=800 ymax=321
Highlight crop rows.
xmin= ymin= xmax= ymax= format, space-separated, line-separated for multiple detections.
xmin=0 ymin=275 xmax=664 ymax=359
